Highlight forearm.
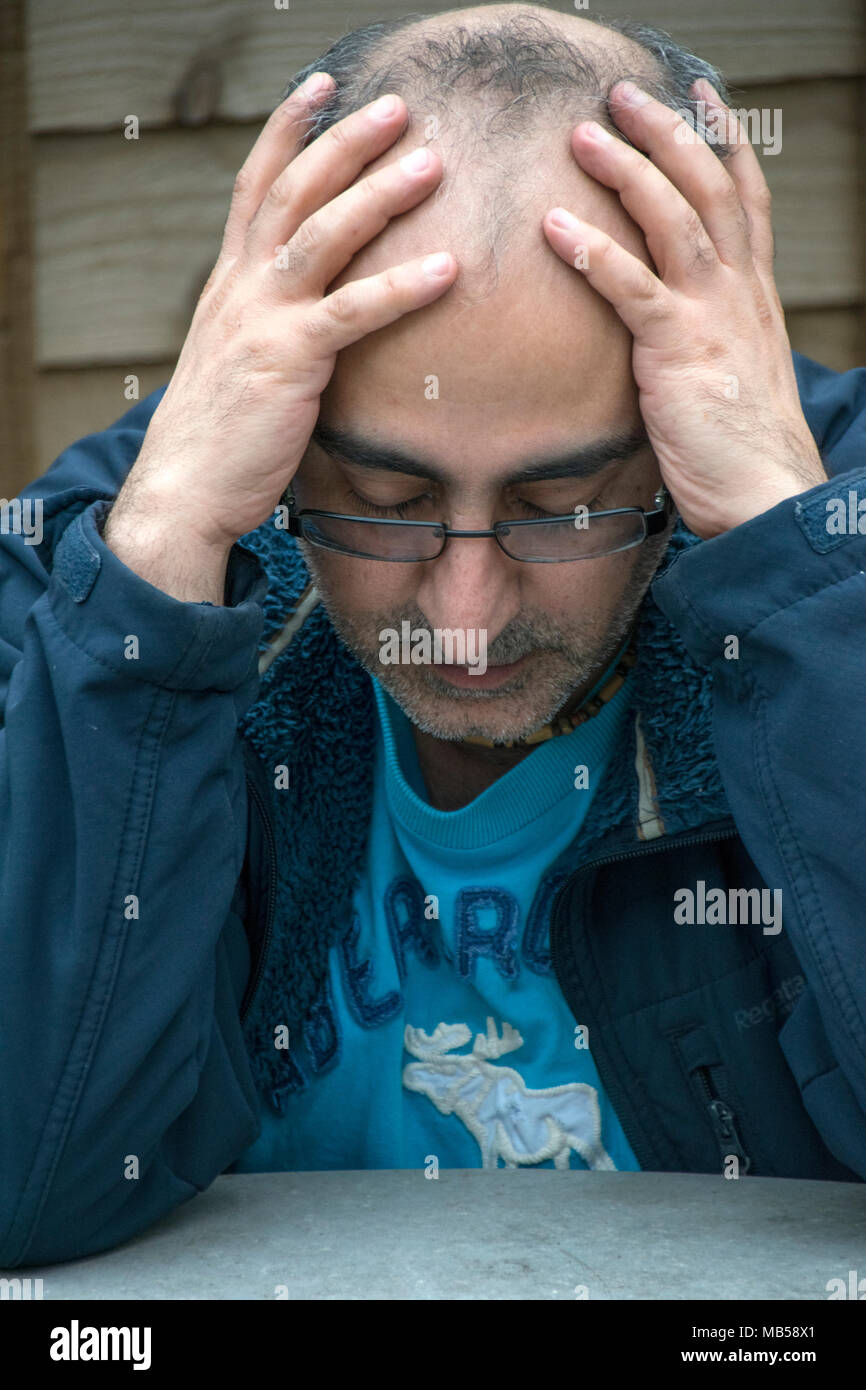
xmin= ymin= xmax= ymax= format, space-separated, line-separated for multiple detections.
xmin=652 ymin=467 xmax=866 ymax=1166
xmin=0 ymin=497 xmax=266 ymax=1265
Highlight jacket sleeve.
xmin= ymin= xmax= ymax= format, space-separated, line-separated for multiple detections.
xmin=0 ymin=391 xmax=269 ymax=1267
xmin=652 ymin=358 xmax=866 ymax=1178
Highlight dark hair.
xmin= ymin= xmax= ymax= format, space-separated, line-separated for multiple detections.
xmin=284 ymin=5 xmax=731 ymax=152
xmin=281 ymin=5 xmax=732 ymax=288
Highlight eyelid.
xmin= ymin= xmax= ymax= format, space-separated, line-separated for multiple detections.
xmin=510 ymin=491 xmax=603 ymax=518
xmin=346 ymin=486 xmax=605 ymax=519
xmin=346 ymin=486 xmax=434 ymax=519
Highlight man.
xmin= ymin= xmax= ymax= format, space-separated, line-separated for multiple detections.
xmin=2 ymin=4 xmax=865 ymax=1267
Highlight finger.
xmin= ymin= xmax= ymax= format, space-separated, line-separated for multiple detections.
xmin=245 ymin=93 xmax=411 ymax=262
xmin=543 ymin=208 xmax=676 ymax=341
xmin=265 ymin=146 xmax=444 ymax=297
xmin=691 ymin=79 xmax=776 ymax=277
xmin=221 ymin=72 xmax=336 ymax=259
xmin=605 ymin=81 xmax=753 ymax=270
xmin=569 ymin=118 xmax=721 ymax=286
xmin=295 ymin=252 xmax=458 ymax=359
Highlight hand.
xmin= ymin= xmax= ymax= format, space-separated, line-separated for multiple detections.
xmin=542 ymin=78 xmax=827 ymax=539
xmin=108 ymin=75 xmax=457 ymax=556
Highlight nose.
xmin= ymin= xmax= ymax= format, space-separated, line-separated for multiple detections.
xmin=413 ymin=521 xmax=522 ymax=644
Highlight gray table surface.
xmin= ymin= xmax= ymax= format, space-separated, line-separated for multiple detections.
xmin=11 ymin=1170 xmax=866 ymax=1300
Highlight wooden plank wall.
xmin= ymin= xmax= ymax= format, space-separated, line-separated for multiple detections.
xmin=0 ymin=0 xmax=35 ymax=491
xmin=4 ymin=0 xmax=865 ymax=493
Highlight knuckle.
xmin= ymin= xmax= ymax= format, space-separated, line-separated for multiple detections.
xmin=292 ymin=215 xmax=322 ymax=261
xmin=267 ymin=96 xmax=310 ymax=143
xmin=716 ymin=174 xmax=742 ymax=211
xmin=197 ymin=260 xmax=235 ymax=317
xmin=682 ymin=208 xmax=705 ymax=244
xmin=235 ymin=337 xmax=273 ymax=372
xmin=641 ymin=306 xmax=674 ymax=332
xmin=261 ymin=169 xmax=291 ymax=216
xmin=231 ymin=166 xmax=254 ymax=204
xmin=327 ymin=284 xmax=360 ymax=324
xmin=198 ymin=260 xmax=222 ymax=300
xmin=300 ymin=310 xmax=332 ymax=344
xmin=634 ymin=285 xmax=672 ymax=327
xmin=682 ymin=211 xmax=715 ymax=271
xmin=276 ymin=92 xmax=306 ymax=123
xmin=629 ymin=155 xmax=657 ymax=188
xmin=755 ymin=181 xmax=773 ymax=214
xmin=325 ymin=119 xmax=353 ymax=157
xmin=274 ymin=242 xmax=306 ymax=279
xmin=734 ymin=203 xmax=753 ymax=243
xmin=358 ymin=170 xmax=388 ymax=210
xmin=380 ymin=265 xmax=403 ymax=299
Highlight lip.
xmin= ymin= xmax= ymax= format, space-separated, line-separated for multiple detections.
xmin=434 ymin=654 xmax=530 ymax=691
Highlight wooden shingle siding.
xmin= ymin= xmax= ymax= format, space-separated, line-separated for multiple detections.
xmin=27 ymin=0 xmax=866 ymax=133
xmin=3 ymin=1 xmax=863 ymax=492
xmin=34 ymin=79 xmax=864 ymax=370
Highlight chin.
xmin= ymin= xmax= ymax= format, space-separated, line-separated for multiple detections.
xmin=376 ymin=661 xmax=581 ymax=745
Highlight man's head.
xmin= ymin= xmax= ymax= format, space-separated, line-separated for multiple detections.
xmin=287 ymin=4 xmax=727 ymax=743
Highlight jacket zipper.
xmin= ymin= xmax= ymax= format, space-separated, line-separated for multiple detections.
xmin=548 ymin=823 xmax=739 ymax=1172
xmin=239 ymin=769 xmax=278 ymax=1025
xmin=693 ymin=1065 xmax=752 ymax=1174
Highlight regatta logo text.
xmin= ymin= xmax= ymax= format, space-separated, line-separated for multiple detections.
xmin=674 ymin=881 xmax=782 ymax=935
xmin=379 ymin=622 xmax=488 ymax=674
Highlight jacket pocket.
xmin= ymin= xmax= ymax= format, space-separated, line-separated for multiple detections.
xmin=669 ymin=1023 xmax=753 ymax=1175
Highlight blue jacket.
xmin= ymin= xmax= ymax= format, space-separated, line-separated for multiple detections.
xmin=1 ymin=351 xmax=865 ymax=1267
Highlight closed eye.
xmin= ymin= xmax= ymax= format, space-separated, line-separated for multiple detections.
xmin=344 ymin=488 xmax=604 ymax=522
xmin=513 ymin=495 xmax=603 ymax=520
xmin=346 ymin=488 xmax=434 ymax=520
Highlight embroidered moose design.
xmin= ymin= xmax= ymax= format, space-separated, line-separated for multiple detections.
xmin=403 ymin=1018 xmax=617 ymax=1170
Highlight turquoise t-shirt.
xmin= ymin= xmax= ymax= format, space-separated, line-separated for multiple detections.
xmin=234 ymin=657 xmax=640 ymax=1173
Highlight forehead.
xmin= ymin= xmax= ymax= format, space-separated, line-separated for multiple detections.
xmin=321 ymin=118 xmax=651 ymax=461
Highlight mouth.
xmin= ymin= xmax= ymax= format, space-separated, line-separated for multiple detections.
xmin=433 ymin=654 xmax=531 ymax=691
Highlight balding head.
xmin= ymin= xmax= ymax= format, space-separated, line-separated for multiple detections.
xmin=288 ymin=2 xmax=728 ymax=291
xmin=287 ymin=4 xmax=714 ymax=743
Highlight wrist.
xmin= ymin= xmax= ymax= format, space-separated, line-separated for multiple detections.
xmin=698 ymin=467 xmax=828 ymax=538
xmin=103 ymin=492 xmax=233 ymax=605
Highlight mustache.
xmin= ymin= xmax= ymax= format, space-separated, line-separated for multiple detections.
xmin=375 ymin=607 xmax=572 ymax=666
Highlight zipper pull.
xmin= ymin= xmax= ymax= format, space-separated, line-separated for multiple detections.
xmin=708 ymin=1098 xmax=751 ymax=1174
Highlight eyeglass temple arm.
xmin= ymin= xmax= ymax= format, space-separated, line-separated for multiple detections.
xmin=646 ymin=485 xmax=675 ymax=535
xmin=282 ymin=484 xmax=303 ymax=537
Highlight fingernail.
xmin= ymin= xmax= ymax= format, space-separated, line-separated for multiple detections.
xmin=302 ymin=72 xmax=334 ymax=97
xmin=400 ymin=146 xmax=432 ymax=173
xmin=422 ymin=253 xmax=453 ymax=277
xmin=549 ymin=208 xmax=580 ymax=232
xmin=616 ymin=81 xmax=650 ymax=108
xmin=370 ymin=94 xmax=400 ymax=121
xmin=583 ymin=120 xmax=612 ymax=142
xmin=693 ymin=78 xmax=722 ymax=108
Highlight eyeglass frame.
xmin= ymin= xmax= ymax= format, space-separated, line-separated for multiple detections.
xmin=281 ymin=482 xmax=675 ymax=563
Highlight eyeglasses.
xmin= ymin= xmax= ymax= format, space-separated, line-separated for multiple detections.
xmin=282 ymin=486 xmax=673 ymax=563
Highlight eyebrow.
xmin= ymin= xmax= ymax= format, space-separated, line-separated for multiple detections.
xmin=310 ymin=420 xmax=652 ymax=485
